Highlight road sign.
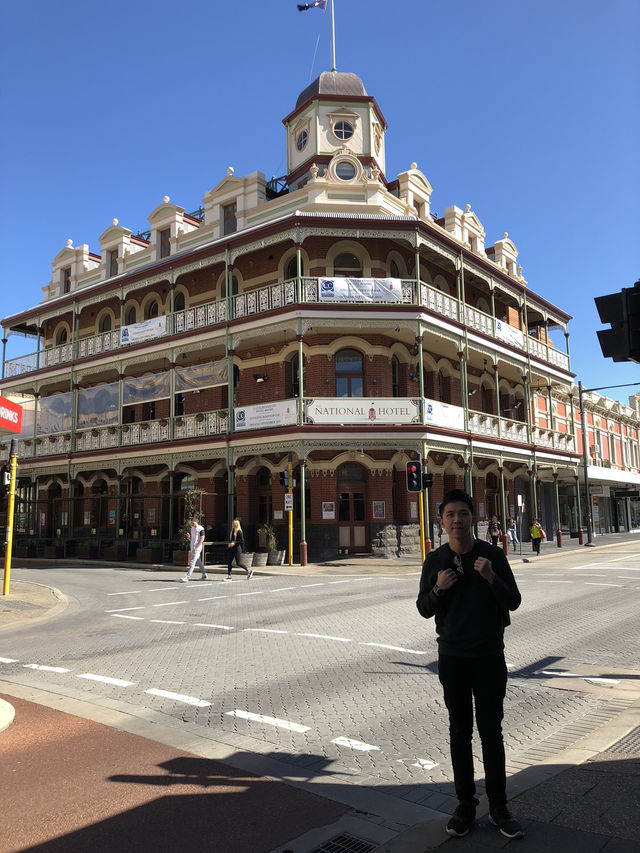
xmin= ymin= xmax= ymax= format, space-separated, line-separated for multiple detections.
xmin=284 ymin=493 xmax=293 ymax=512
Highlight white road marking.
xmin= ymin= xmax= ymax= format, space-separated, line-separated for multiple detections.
xmin=152 ymin=600 xmax=189 ymax=607
xmin=271 ymin=586 xmax=297 ymax=591
xmin=0 ymin=657 xmax=18 ymax=663
xmin=235 ymin=591 xmax=264 ymax=597
xmin=506 ymin=663 xmax=517 ymax=671
xmin=197 ymin=596 xmax=228 ymax=601
xmin=542 ymin=580 xmax=573 ymax=583
xmin=299 ymin=583 xmax=325 ymax=588
xmin=327 ymin=580 xmax=352 ymax=584
xmin=540 ymin=670 xmax=581 ymax=678
xmin=584 ymin=677 xmax=620 ymax=685
xmin=332 ymin=736 xmax=380 ymax=752
xmin=112 ymin=614 xmax=144 ymax=620
xmin=77 ymin=673 xmax=136 ymax=686
xmin=193 ymin=623 xmax=234 ymax=630
xmin=105 ymin=606 xmax=146 ymax=613
xmin=401 ymin=757 xmax=439 ymax=770
xmin=107 ymin=587 xmax=172 ymax=595
xmin=23 ymin=664 xmax=71 ymax=673
xmin=297 ymin=632 xmax=352 ymax=642
xmin=618 ymin=576 xmax=640 ymax=580
xmin=244 ymin=628 xmax=289 ymax=634
xmin=361 ymin=642 xmax=426 ymax=655
xmin=584 ymin=582 xmax=622 ymax=587
xmin=226 ymin=709 xmax=310 ymax=732
xmin=150 ymin=620 xmax=186 ymax=624
xmin=145 ymin=688 xmax=210 ymax=707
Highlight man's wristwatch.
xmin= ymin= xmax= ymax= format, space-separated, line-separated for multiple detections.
xmin=433 ymin=584 xmax=443 ymax=597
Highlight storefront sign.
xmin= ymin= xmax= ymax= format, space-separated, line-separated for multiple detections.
xmin=234 ymin=400 xmax=298 ymax=431
xmin=120 ymin=315 xmax=166 ymax=345
xmin=305 ymin=398 xmax=420 ymax=425
xmin=495 ymin=320 xmax=525 ymax=349
xmin=424 ymin=398 xmax=465 ymax=430
xmin=0 ymin=395 xmax=23 ymax=434
xmin=318 ymin=277 xmax=403 ymax=303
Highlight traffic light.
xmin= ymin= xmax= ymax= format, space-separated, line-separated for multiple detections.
xmin=406 ymin=460 xmax=422 ymax=492
xmin=595 ymin=282 xmax=640 ymax=363
xmin=279 ymin=471 xmax=289 ymax=487
xmin=423 ymin=472 xmax=434 ymax=489
xmin=0 ymin=465 xmax=10 ymax=497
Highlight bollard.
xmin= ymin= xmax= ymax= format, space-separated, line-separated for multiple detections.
xmin=426 ymin=538 xmax=432 ymax=554
xmin=300 ymin=540 xmax=307 ymax=566
xmin=502 ymin=533 xmax=509 ymax=555
xmin=556 ymin=528 xmax=562 ymax=548
xmin=578 ymin=528 xmax=584 ymax=545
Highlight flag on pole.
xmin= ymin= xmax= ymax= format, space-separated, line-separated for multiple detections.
xmin=297 ymin=0 xmax=326 ymax=10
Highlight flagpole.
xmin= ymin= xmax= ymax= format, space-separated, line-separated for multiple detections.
xmin=330 ymin=0 xmax=336 ymax=71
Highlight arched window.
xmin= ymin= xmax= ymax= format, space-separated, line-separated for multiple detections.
xmin=334 ymin=252 xmax=362 ymax=277
xmin=99 ymin=314 xmax=112 ymax=333
xmin=285 ymin=256 xmax=302 ymax=281
xmin=287 ymin=354 xmax=301 ymax=398
xmin=390 ymin=260 xmax=400 ymax=279
xmin=391 ymin=356 xmax=399 ymax=397
xmin=221 ymin=275 xmax=239 ymax=300
xmin=56 ymin=328 xmax=68 ymax=346
xmin=437 ymin=370 xmax=445 ymax=401
xmin=256 ymin=467 xmax=273 ymax=525
xmin=145 ymin=300 xmax=159 ymax=319
xmin=125 ymin=306 xmax=137 ymax=326
xmin=174 ymin=291 xmax=185 ymax=311
xmin=336 ymin=348 xmax=363 ymax=397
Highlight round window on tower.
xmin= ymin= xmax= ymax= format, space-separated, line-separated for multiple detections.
xmin=335 ymin=160 xmax=356 ymax=181
xmin=296 ymin=130 xmax=308 ymax=151
xmin=333 ymin=121 xmax=354 ymax=140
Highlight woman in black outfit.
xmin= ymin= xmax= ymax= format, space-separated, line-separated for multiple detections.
xmin=226 ymin=518 xmax=252 ymax=580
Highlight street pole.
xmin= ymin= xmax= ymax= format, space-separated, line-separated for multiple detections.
xmin=578 ymin=381 xmax=595 ymax=546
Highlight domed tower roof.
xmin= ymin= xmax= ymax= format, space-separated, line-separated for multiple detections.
xmin=295 ymin=71 xmax=367 ymax=109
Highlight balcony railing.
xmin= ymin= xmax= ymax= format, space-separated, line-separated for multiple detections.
xmin=8 ymin=402 xmax=576 ymax=461
xmin=3 ymin=277 xmax=570 ymax=378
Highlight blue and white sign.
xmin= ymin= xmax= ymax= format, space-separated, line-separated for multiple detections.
xmin=318 ymin=277 xmax=403 ymax=303
xmin=234 ymin=400 xmax=298 ymax=431
xmin=120 ymin=315 xmax=166 ymax=346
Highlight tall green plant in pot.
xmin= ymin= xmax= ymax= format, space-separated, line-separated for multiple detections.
xmin=175 ymin=488 xmax=205 ymax=563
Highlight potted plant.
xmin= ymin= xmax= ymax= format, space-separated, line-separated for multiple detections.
xmin=258 ymin=522 xmax=286 ymax=566
xmin=173 ymin=487 xmax=205 ymax=565
xmin=195 ymin=413 xmax=205 ymax=423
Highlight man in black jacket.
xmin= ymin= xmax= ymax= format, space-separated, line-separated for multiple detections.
xmin=416 ymin=489 xmax=524 ymax=839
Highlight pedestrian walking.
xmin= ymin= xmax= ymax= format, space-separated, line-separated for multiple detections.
xmin=530 ymin=518 xmax=543 ymax=554
xmin=226 ymin=518 xmax=253 ymax=580
xmin=487 ymin=514 xmax=502 ymax=547
xmin=507 ymin=517 xmax=519 ymax=547
xmin=180 ymin=518 xmax=207 ymax=582
xmin=416 ymin=489 xmax=524 ymax=840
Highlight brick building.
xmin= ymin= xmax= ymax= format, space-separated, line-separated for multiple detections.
xmin=1 ymin=69 xmax=639 ymax=562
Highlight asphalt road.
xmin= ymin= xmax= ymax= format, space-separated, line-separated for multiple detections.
xmin=1 ymin=544 xmax=639 ymax=820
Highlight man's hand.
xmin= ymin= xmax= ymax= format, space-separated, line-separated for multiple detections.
xmin=436 ymin=567 xmax=458 ymax=590
xmin=474 ymin=556 xmax=496 ymax=584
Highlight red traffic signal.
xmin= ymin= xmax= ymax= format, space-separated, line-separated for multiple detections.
xmin=406 ymin=460 xmax=422 ymax=492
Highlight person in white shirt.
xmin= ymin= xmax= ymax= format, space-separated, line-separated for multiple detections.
xmin=181 ymin=518 xmax=207 ymax=581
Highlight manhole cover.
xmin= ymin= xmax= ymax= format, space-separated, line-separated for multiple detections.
xmin=310 ymin=833 xmax=377 ymax=853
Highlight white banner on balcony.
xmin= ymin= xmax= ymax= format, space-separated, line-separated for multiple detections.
xmin=120 ymin=315 xmax=166 ymax=345
xmin=235 ymin=400 xmax=298 ymax=431
xmin=305 ymin=398 xmax=420 ymax=425
xmin=424 ymin=398 xmax=465 ymax=430
xmin=318 ymin=277 xmax=403 ymax=303
xmin=495 ymin=320 xmax=524 ymax=349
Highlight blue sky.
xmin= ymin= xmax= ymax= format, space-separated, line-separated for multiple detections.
xmin=1 ymin=0 xmax=638 ymax=404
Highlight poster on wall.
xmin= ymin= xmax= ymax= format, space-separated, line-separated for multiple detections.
xmin=305 ymin=398 xmax=420 ymax=425
xmin=322 ymin=501 xmax=335 ymax=520
xmin=424 ymin=398 xmax=465 ymax=430
xmin=235 ymin=400 xmax=297 ymax=431
xmin=373 ymin=501 xmax=385 ymax=519
xmin=495 ymin=320 xmax=525 ymax=349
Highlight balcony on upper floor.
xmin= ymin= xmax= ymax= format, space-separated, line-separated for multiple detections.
xmin=2 ymin=276 xmax=571 ymax=382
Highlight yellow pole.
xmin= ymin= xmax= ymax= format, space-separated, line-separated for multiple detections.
xmin=419 ymin=489 xmax=425 ymax=564
xmin=3 ymin=452 xmax=18 ymax=596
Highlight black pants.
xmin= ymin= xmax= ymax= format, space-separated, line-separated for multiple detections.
xmin=227 ymin=545 xmax=248 ymax=573
xmin=532 ymin=537 xmax=541 ymax=554
xmin=438 ymin=652 xmax=508 ymax=807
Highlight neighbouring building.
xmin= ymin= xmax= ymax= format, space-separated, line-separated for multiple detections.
xmin=1 ymin=69 xmax=639 ymax=563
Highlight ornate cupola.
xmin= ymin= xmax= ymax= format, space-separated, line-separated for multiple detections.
xmin=282 ymin=70 xmax=388 ymax=192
